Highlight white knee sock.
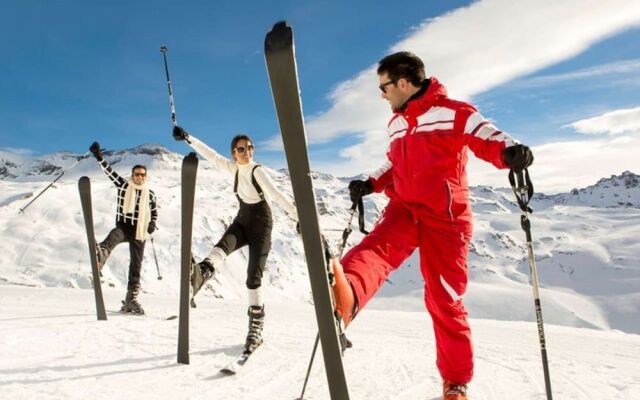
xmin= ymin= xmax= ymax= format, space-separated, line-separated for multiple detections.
xmin=206 ymin=247 xmax=226 ymax=268
xmin=248 ymin=288 xmax=263 ymax=308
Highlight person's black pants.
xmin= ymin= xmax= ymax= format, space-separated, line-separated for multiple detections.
xmin=100 ymin=223 xmax=145 ymax=290
xmin=215 ymin=201 xmax=272 ymax=289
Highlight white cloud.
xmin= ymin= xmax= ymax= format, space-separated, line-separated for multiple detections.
xmin=289 ymin=0 xmax=640 ymax=192
xmin=303 ymin=0 xmax=640 ymax=145
xmin=466 ymin=134 xmax=640 ymax=194
xmin=569 ymin=107 xmax=640 ymax=135
xmin=512 ymin=59 xmax=640 ymax=89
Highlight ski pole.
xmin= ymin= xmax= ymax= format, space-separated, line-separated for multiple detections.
xmin=150 ymin=235 xmax=162 ymax=280
xmin=337 ymin=201 xmax=359 ymax=256
xmin=161 ymin=46 xmax=192 ymax=145
xmin=509 ymin=168 xmax=553 ymax=400
xmin=297 ymin=199 xmax=362 ymax=400
xmin=19 ymin=151 xmax=91 ymax=214
xmin=160 ymin=46 xmax=178 ymax=127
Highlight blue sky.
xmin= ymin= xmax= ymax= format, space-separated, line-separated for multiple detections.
xmin=1 ymin=0 xmax=639 ymax=193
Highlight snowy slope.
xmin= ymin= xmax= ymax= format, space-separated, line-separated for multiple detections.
xmin=1 ymin=146 xmax=639 ymax=336
xmin=1 ymin=285 xmax=639 ymax=400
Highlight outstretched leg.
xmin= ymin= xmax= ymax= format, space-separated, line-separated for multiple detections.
xmin=336 ymin=200 xmax=419 ymax=326
xmin=191 ymin=221 xmax=246 ymax=298
xmin=97 ymin=226 xmax=126 ymax=270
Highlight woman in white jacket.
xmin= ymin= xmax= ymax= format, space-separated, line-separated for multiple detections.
xmin=173 ymin=125 xmax=297 ymax=353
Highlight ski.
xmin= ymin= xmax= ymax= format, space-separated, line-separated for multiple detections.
xmin=78 ymin=176 xmax=107 ymax=321
xmin=107 ymin=309 xmax=178 ymax=320
xmin=220 ymin=348 xmax=260 ymax=375
xmin=178 ymin=152 xmax=199 ymax=365
xmin=264 ymin=21 xmax=350 ymax=400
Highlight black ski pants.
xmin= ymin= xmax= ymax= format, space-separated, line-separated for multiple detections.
xmin=215 ymin=201 xmax=272 ymax=289
xmin=100 ymin=222 xmax=145 ymax=290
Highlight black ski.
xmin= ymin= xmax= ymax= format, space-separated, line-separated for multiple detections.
xmin=78 ymin=176 xmax=107 ymax=321
xmin=178 ymin=152 xmax=199 ymax=364
xmin=264 ymin=21 xmax=350 ymax=400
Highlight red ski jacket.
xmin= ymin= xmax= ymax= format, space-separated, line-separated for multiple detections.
xmin=369 ymin=77 xmax=515 ymax=227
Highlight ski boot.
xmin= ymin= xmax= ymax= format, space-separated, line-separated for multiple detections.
xmin=244 ymin=305 xmax=265 ymax=354
xmin=443 ymin=381 xmax=468 ymax=400
xmin=331 ymin=258 xmax=357 ymax=327
xmin=95 ymin=243 xmax=110 ymax=271
xmin=191 ymin=257 xmax=215 ymax=298
xmin=120 ymin=285 xmax=144 ymax=315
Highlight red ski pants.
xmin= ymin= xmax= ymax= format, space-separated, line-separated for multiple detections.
xmin=341 ymin=200 xmax=474 ymax=384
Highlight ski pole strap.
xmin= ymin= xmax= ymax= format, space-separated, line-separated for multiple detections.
xmin=357 ymin=197 xmax=369 ymax=234
xmin=337 ymin=198 xmax=369 ymax=257
xmin=508 ymin=168 xmax=534 ymax=213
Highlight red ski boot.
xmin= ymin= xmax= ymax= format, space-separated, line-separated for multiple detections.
xmin=330 ymin=258 xmax=356 ymax=327
xmin=443 ymin=381 xmax=468 ymax=400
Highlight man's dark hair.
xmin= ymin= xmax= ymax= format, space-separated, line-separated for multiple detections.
xmin=230 ymin=134 xmax=253 ymax=152
xmin=131 ymin=165 xmax=147 ymax=173
xmin=377 ymin=51 xmax=426 ymax=86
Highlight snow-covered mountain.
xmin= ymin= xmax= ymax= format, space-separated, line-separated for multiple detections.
xmin=534 ymin=170 xmax=640 ymax=208
xmin=1 ymin=145 xmax=639 ymax=335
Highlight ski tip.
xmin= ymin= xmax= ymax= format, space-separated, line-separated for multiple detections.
xmin=272 ymin=20 xmax=288 ymax=30
xmin=220 ymin=367 xmax=237 ymax=375
xmin=265 ymin=20 xmax=293 ymax=52
xmin=78 ymin=176 xmax=90 ymax=186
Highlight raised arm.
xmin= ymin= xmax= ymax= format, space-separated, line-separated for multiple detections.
xmin=172 ymin=126 xmax=236 ymax=174
xmin=89 ymin=142 xmax=125 ymax=187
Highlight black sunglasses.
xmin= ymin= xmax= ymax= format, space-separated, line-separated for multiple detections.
xmin=133 ymin=172 xmax=147 ymax=177
xmin=378 ymin=79 xmax=397 ymax=93
xmin=234 ymin=144 xmax=255 ymax=154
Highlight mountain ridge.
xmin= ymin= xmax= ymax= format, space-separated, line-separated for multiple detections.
xmin=1 ymin=145 xmax=639 ymax=334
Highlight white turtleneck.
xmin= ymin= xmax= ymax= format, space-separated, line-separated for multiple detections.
xmin=187 ymin=134 xmax=298 ymax=220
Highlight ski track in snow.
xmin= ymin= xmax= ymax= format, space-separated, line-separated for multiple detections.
xmin=1 ymin=285 xmax=639 ymax=400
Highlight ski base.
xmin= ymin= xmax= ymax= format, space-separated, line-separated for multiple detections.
xmin=220 ymin=347 xmax=260 ymax=375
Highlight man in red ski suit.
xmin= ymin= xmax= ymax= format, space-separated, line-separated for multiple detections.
xmin=331 ymin=52 xmax=534 ymax=400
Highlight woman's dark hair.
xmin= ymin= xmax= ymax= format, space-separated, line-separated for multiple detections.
xmin=230 ymin=134 xmax=253 ymax=152
xmin=377 ymin=51 xmax=426 ymax=86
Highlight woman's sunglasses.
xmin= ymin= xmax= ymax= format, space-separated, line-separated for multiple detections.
xmin=234 ymin=144 xmax=255 ymax=154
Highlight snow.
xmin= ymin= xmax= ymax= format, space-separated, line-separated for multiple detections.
xmin=1 ymin=145 xmax=640 ymax=398
xmin=0 ymin=285 xmax=638 ymax=399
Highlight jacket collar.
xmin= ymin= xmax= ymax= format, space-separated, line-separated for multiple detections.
xmin=394 ymin=77 xmax=447 ymax=115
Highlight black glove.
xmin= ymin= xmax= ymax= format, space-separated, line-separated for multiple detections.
xmin=147 ymin=221 xmax=157 ymax=235
xmin=348 ymin=179 xmax=373 ymax=203
xmin=89 ymin=142 xmax=103 ymax=159
xmin=503 ymin=144 xmax=534 ymax=173
xmin=172 ymin=126 xmax=190 ymax=141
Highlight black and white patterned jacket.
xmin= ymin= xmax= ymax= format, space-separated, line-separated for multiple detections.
xmin=97 ymin=157 xmax=158 ymax=227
